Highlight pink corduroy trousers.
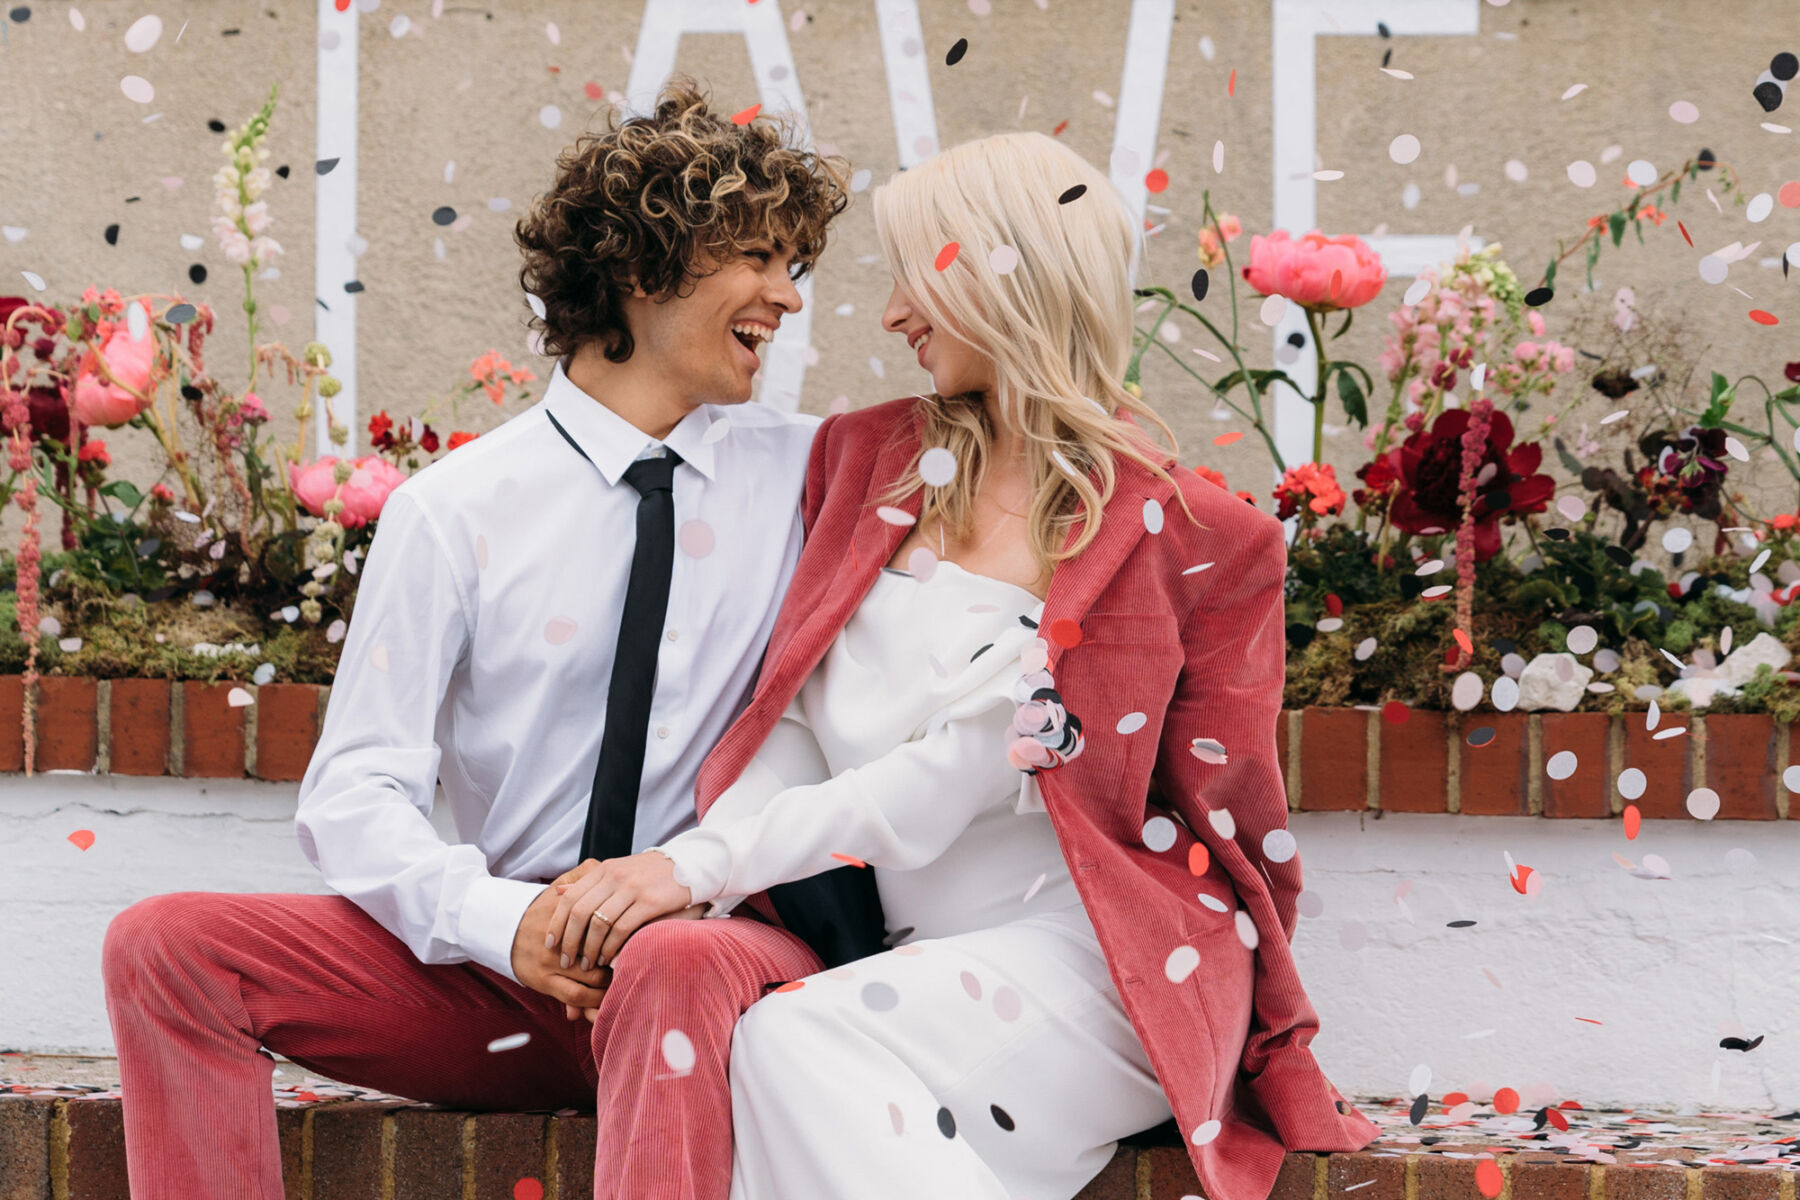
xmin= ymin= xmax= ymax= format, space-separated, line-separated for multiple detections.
xmin=101 ymin=890 xmax=823 ymax=1200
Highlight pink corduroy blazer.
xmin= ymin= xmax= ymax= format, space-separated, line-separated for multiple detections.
xmin=695 ymin=397 xmax=1378 ymax=1200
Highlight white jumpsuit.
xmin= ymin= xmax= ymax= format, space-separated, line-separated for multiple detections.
xmin=653 ymin=561 xmax=1175 ymax=1200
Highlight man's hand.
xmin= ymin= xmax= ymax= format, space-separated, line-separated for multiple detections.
xmin=546 ymin=851 xmax=695 ymax=972
xmin=511 ymin=860 xmax=613 ymax=1020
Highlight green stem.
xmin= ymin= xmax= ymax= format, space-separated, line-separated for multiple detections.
xmin=1307 ymin=307 xmax=1328 ymax=466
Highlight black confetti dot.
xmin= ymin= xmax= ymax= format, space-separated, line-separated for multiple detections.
xmin=188 ymin=264 xmax=207 ymax=285
xmin=989 ymin=1104 xmax=1015 ymax=1131
xmin=1377 ymin=20 xmax=1390 ymax=37
xmin=8 ymin=6 xmax=28 ymax=21
xmin=207 ymin=118 xmax=226 ymax=133
xmin=180 ymin=384 xmax=203 ymax=400
xmin=431 ymin=205 xmax=457 ymax=226
xmin=1381 ymin=47 xmax=1392 ymax=69
xmin=936 ymin=1106 xmax=957 ymax=1138
xmin=1602 ymin=544 xmax=1633 ymax=568
xmin=970 ymin=643 xmax=992 ymax=661
xmin=1466 ymin=725 xmax=1496 ymax=747
xmin=1772 ymin=52 xmax=1798 ymax=81
xmin=316 ymin=157 xmax=340 ymax=176
xmin=880 ymin=925 xmax=915 ymax=947
xmin=946 ymin=37 xmax=968 ymax=66
xmin=275 ymin=164 xmax=291 ymax=179
xmin=1754 ymin=81 xmax=1784 ymax=113
xmin=1542 ymin=526 xmax=1571 ymax=541
xmin=1696 ymin=147 xmax=1716 ymax=170
xmin=167 ymin=304 xmax=198 ymax=325
xmin=1057 ymin=184 xmax=1087 ymax=205
xmin=1191 ymin=268 xmax=1209 ymax=302
xmin=344 ymin=280 xmax=365 ymax=294
xmin=1524 ymin=286 xmax=1554 ymax=307
xmin=104 ymin=224 xmax=119 ymax=246
xmin=1286 ymin=331 xmax=1306 ymax=348
xmin=1286 ymin=621 xmax=1317 ymax=650
xmin=1446 ymin=919 xmax=1477 ymax=928
xmin=1018 ymin=615 xmax=1039 ymax=629
xmin=1408 ymin=1093 xmax=1430 ymax=1125
xmin=1720 ymin=1034 xmax=1765 ymax=1052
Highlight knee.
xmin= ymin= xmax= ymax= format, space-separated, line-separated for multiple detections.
xmin=102 ymin=893 xmax=211 ymax=993
xmin=607 ymin=919 xmax=735 ymax=994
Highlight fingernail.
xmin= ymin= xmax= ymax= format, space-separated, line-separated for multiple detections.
xmin=560 ymin=953 xmax=570 ymax=969
xmin=544 ymin=933 xmax=555 ymax=948
xmin=579 ymin=957 xmax=590 ymax=971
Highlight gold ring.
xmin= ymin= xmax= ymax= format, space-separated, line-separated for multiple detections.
xmin=593 ymin=909 xmax=611 ymax=925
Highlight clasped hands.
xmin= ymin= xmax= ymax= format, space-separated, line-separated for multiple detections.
xmin=513 ymin=850 xmax=698 ymax=1023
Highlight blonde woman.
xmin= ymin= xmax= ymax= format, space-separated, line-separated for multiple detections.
xmin=546 ymin=130 xmax=1376 ymax=1200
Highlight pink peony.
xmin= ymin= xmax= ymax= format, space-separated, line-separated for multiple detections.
xmin=71 ymin=301 xmax=161 ymax=428
xmin=288 ymin=454 xmax=407 ymax=528
xmin=1241 ymin=229 xmax=1387 ymax=312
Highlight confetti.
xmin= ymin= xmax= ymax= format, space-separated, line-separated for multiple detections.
xmin=1164 ymin=945 xmax=1201 ymax=983
xmin=1190 ymin=1119 xmax=1222 ymax=1146
xmin=1212 ymin=431 xmax=1242 ymax=447
xmin=1142 ymin=498 xmax=1164 ymax=534
xmin=730 ymin=103 xmax=761 ymax=125
xmin=678 ymin=519 xmax=715 ymax=558
xmin=1389 ymin=134 xmax=1421 ymax=164
xmin=875 ymin=506 xmax=916 ymax=526
xmin=68 ymin=830 xmax=96 ymax=851
xmin=1057 ymin=184 xmax=1087 ymax=204
xmin=660 ymin=1029 xmax=695 ymax=1073
xmin=830 ymin=852 xmax=868 ymax=867
xmin=934 ymin=241 xmax=960 ymax=271
xmin=123 ymin=13 xmax=161 ymax=52
xmin=987 ymin=244 xmax=1019 ymax=274
xmin=946 ymin=37 xmax=968 ymax=66
xmin=544 ymin=617 xmax=577 ymax=645
xmin=120 ymin=75 xmax=154 ymax=104
xmin=514 ymin=1179 xmax=544 ymax=1200
xmin=486 ymin=1032 xmax=531 ymax=1053
xmin=1145 ymin=168 xmax=1168 ymax=193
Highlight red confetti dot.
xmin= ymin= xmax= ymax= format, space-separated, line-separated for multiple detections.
xmin=1051 ymin=119 xmax=1070 ymax=137
xmin=1676 ymin=219 xmax=1693 ymax=247
xmin=1575 ymin=1017 xmax=1604 ymax=1025
xmin=1145 ymin=168 xmax=1169 ymax=193
xmin=1779 ymin=180 xmax=1800 ymax=208
xmin=1749 ymin=309 xmax=1779 ymax=326
xmin=1324 ymin=593 xmax=1343 ymax=617
xmin=1623 ymin=804 xmax=1641 ymax=840
xmin=334 ymin=0 xmax=350 ymax=9
xmin=296 ymin=1090 xmax=320 ymax=1103
xmin=1046 ymin=617 xmax=1083 ymax=648
xmin=514 ymin=1179 xmax=544 ymax=1200
xmin=1381 ymin=700 xmax=1409 ymax=724
xmin=1453 ymin=628 xmax=1473 ymax=655
xmin=584 ymin=82 xmax=605 ymax=101
xmin=1187 ymin=842 xmax=1210 ymax=877
xmin=1227 ymin=68 xmax=1236 ymax=97
xmin=1492 ymin=1087 xmax=1519 ymax=1115
xmin=1474 ymin=1158 xmax=1504 ymax=1198
xmin=731 ymin=103 xmax=762 ymax=125
xmin=1509 ymin=865 xmax=1533 ymax=895
xmin=1559 ymin=1100 xmax=1585 ymax=1108
xmin=829 ymin=853 xmax=868 ymax=868
xmin=1546 ymin=1106 xmax=1570 ymax=1131
xmin=68 ymin=830 xmax=95 ymax=851
xmin=775 ymin=980 xmax=806 ymax=992
xmin=1442 ymin=1091 xmax=1469 ymax=1106
xmin=934 ymin=241 xmax=961 ymax=271
xmin=1212 ymin=431 xmax=1243 ymax=447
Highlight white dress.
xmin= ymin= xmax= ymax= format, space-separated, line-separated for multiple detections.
xmin=653 ymin=561 xmax=1174 ymax=1200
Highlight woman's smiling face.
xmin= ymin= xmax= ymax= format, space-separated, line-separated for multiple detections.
xmin=881 ymin=277 xmax=995 ymax=400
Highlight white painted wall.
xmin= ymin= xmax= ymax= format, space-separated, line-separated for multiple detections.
xmin=3 ymin=777 xmax=1796 ymax=1113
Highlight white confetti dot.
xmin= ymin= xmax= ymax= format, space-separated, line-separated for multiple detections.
xmin=127 ymin=301 xmax=148 ymax=343
xmin=1685 ymin=787 xmax=1720 ymax=821
xmin=1451 ymin=672 xmax=1484 ymax=711
xmin=1164 ymin=945 xmax=1201 ymax=983
xmin=1258 ymin=293 xmax=1288 ymax=327
xmin=1403 ymin=277 xmax=1432 ymax=307
xmin=69 ymin=7 xmax=85 ymax=31
xmin=1420 ymin=585 xmax=1452 ymax=600
xmin=1234 ymin=909 xmax=1259 ymax=949
xmin=1626 ymin=159 xmax=1657 ymax=187
xmin=124 ymin=14 xmax=163 ymax=52
xmin=1354 ymin=637 xmax=1378 ymax=661
xmin=679 ymin=519 xmax=715 ymax=558
xmin=369 ymin=644 xmax=390 ymax=673
xmin=1566 ymin=625 xmax=1598 ymax=655
xmin=1617 ymin=767 xmax=1646 ymax=800
xmin=1262 ymin=829 xmax=1297 ymax=863
xmin=1340 ymin=920 xmax=1368 ymax=951
xmin=850 ymin=169 xmax=873 ymax=193
xmin=1698 ymin=255 xmax=1728 ymax=285
xmin=1389 ymin=134 xmax=1421 ymax=165
xmin=1561 ymin=83 xmax=1588 ymax=101
xmin=1566 ymin=160 xmax=1596 ymax=188
xmin=1116 ymin=712 xmax=1148 ymax=735
xmin=58 ymin=637 xmax=83 ymax=653
xmin=1212 ymin=140 xmax=1225 ymax=173
xmin=1668 ymin=100 xmax=1699 ymax=124
xmin=919 ymin=447 xmax=957 ymax=487
xmin=120 ymin=75 xmax=155 ymax=103
xmin=1491 ymin=675 xmax=1520 ymax=711
xmin=545 ymin=20 xmax=560 ymax=44
xmin=1724 ymin=437 xmax=1748 ymax=462
xmin=539 ymin=104 xmax=563 ymax=129
xmin=875 ymin=506 xmax=916 ymax=527
xmin=1297 ymin=890 xmax=1324 ymax=919
xmin=1409 ymin=1064 xmax=1432 ymax=1097
xmin=1747 ymin=193 xmax=1774 ymax=223
xmin=1661 ymin=527 xmax=1693 ymax=554
xmin=327 ymin=619 xmax=348 ymax=644
xmin=1724 ymin=848 xmax=1756 ymax=874
xmin=1142 ymin=498 xmax=1165 ymax=534
xmin=1504 ymin=159 xmax=1528 ymax=182
xmin=1415 ymin=558 xmax=1445 ymax=576
xmin=987 ymin=244 xmax=1019 ymax=274
xmin=389 ymin=14 xmax=410 ymax=36
xmin=1207 ymin=808 xmax=1235 ymax=839
xmin=1556 ymin=494 xmax=1586 ymax=521
xmin=1545 ymin=750 xmax=1578 ymax=780
xmin=907 ymin=546 xmax=939 ymax=583
xmin=661 ymin=1029 xmax=696 ymax=1073
xmin=1142 ymin=817 xmax=1178 ymax=853
xmin=1190 ymin=1119 xmax=1222 ymax=1146
xmin=487 ymin=1031 xmax=531 ymax=1053
xmin=1197 ymin=892 xmax=1229 ymax=912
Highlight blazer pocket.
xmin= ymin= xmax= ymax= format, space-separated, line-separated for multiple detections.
xmin=1073 ymin=611 xmax=1182 ymax=646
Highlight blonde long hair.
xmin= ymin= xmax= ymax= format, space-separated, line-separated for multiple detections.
xmin=872 ymin=130 xmax=1192 ymax=571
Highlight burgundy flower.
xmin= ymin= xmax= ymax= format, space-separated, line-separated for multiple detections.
xmin=1785 ymin=361 xmax=1800 ymax=385
xmin=1387 ymin=407 xmax=1554 ymax=560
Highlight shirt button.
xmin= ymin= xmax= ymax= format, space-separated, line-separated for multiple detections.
xmin=666 ymin=628 xmax=679 ymax=642
xmin=656 ymin=726 xmax=671 ymax=739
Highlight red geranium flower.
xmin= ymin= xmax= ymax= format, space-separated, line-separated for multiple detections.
xmin=1388 ymin=407 xmax=1554 ymax=560
xmin=447 ymin=430 xmax=478 ymax=450
xmin=368 ymin=409 xmax=395 ymax=451
xmin=1272 ymin=461 xmax=1345 ymax=520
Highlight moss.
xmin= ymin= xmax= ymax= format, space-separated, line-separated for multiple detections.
xmin=1662 ymin=620 xmax=1696 ymax=654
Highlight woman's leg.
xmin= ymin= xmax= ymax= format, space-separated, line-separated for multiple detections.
xmin=588 ymin=914 xmax=823 ymax=1200
xmin=103 ymin=891 xmax=594 ymax=1200
xmin=725 ymin=909 xmax=1181 ymax=1200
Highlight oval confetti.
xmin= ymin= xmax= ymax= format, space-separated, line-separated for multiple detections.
xmin=661 ymin=1029 xmax=696 ymax=1073
xmin=120 ymin=75 xmax=155 ymax=103
xmin=68 ymin=829 xmax=96 ymax=851
xmin=987 ymin=244 xmax=1019 ymax=274
xmin=1262 ymin=829 xmax=1297 ymax=863
xmin=1685 ymin=787 xmax=1720 ymax=820
xmin=544 ymin=617 xmax=578 ymax=645
xmin=945 ymin=36 xmax=968 ymax=65
xmin=1116 ymin=711 xmax=1148 ymax=735
xmin=919 ymin=447 xmax=957 ymax=486
xmin=678 ymin=519 xmax=715 ymax=558
xmin=1474 ymin=1159 xmax=1504 ymax=1198
xmin=1142 ymin=498 xmax=1165 ymax=534
xmin=1057 ymin=184 xmax=1087 ymax=204
xmin=487 ymin=1032 xmax=531 ymax=1053
xmin=1190 ymin=1119 xmax=1222 ymax=1146
xmin=875 ymin=506 xmax=916 ymax=526
xmin=1046 ymin=617 xmax=1083 ymax=648
xmin=934 ymin=241 xmax=961 ymax=271
xmin=1142 ymin=816 xmax=1178 ymax=852
xmin=124 ymin=13 xmax=162 ymax=52
xmin=1187 ymin=843 xmax=1210 ymax=876
xmin=1164 ymin=945 xmax=1201 ymax=983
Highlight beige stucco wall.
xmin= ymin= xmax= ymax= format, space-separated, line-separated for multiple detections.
xmin=4 ymin=0 xmax=1798 ymax=549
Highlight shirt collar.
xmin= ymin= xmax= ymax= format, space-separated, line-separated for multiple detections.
xmin=541 ymin=356 xmax=719 ymax=485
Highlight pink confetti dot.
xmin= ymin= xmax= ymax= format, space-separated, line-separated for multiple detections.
xmin=960 ymin=970 xmax=983 ymax=999
xmin=992 ymin=985 xmax=1022 ymax=1021
xmin=678 ymin=519 xmax=715 ymax=558
xmin=544 ymin=617 xmax=578 ymax=645
xmin=1778 ymin=181 xmax=1800 ymax=208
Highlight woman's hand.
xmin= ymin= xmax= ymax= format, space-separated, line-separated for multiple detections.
xmin=544 ymin=850 xmax=694 ymax=971
xmin=559 ymin=900 xmax=710 ymax=1022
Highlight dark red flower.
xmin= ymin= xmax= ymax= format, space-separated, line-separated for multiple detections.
xmin=1352 ymin=450 xmax=1401 ymax=510
xmin=1786 ymin=361 xmax=1800 ymax=384
xmin=1387 ymin=407 xmax=1554 ymax=560
xmin=368 ymin=409 xmax=396 ymax=451
xmin=419 ymin=426 xmax=439 ymax=453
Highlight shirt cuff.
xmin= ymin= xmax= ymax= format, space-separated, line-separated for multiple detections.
xmin=650 ymin=831 xmax=733 ymax=908
xmin=457 ymin=874 xmax=547 ymax=985
xmin=704 ymin=894 xmax=748 ymax=918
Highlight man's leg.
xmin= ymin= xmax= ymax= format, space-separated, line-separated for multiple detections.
xmin=588 ymin=915 xmax=822 ymax=1200
xmin=103 ymin=891 xmax=595 ymax=1200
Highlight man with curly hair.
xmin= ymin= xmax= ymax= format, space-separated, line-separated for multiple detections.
xmin=102 ymin=78 xmax=855 ymax=1199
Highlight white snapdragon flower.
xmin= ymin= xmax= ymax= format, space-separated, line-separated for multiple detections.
xmin=248 ymin=235 xmax=283 ymax=267
xmin=243 ymin=201 xmax=271 ymax=235
xmin=220 ymin=230 xmax=253 ymax=266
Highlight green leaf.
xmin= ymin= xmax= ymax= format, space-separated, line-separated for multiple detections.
xmin=1671 ymin=178 xmax=1682 ymax=205
xmin=1698 ymin=371 xmax=1735 ymax=428
xmin=1545 ymin=259 xmax=1558 ymax=293
xmin=1633 ymin=217 xmax=1645 ymax=246
xmin=101 ymin=480 xmax=144 ymax=508
xmin=1330 ymin=308 xmax=1354 ymax=340
xmin=1555 ymin=438 xmax=1585 ymax=477
xmin=1609 ymin=211 xmax=1627 ymax=248
xmin=1335 ymin=367 xmax=1367 ymax=427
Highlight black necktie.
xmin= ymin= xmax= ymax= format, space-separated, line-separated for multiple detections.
xmin=546 ymin=411 xmax=682 ymax=864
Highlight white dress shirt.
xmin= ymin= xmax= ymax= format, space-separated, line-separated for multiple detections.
xmin=654 ymin=561 xmax=1083 ymax=937
xmin=294 ymin=356 xmax=819 ymax=984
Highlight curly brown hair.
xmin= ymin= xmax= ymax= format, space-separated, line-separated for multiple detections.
xmin=514 ymin=77 xmax=852 ymax=364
